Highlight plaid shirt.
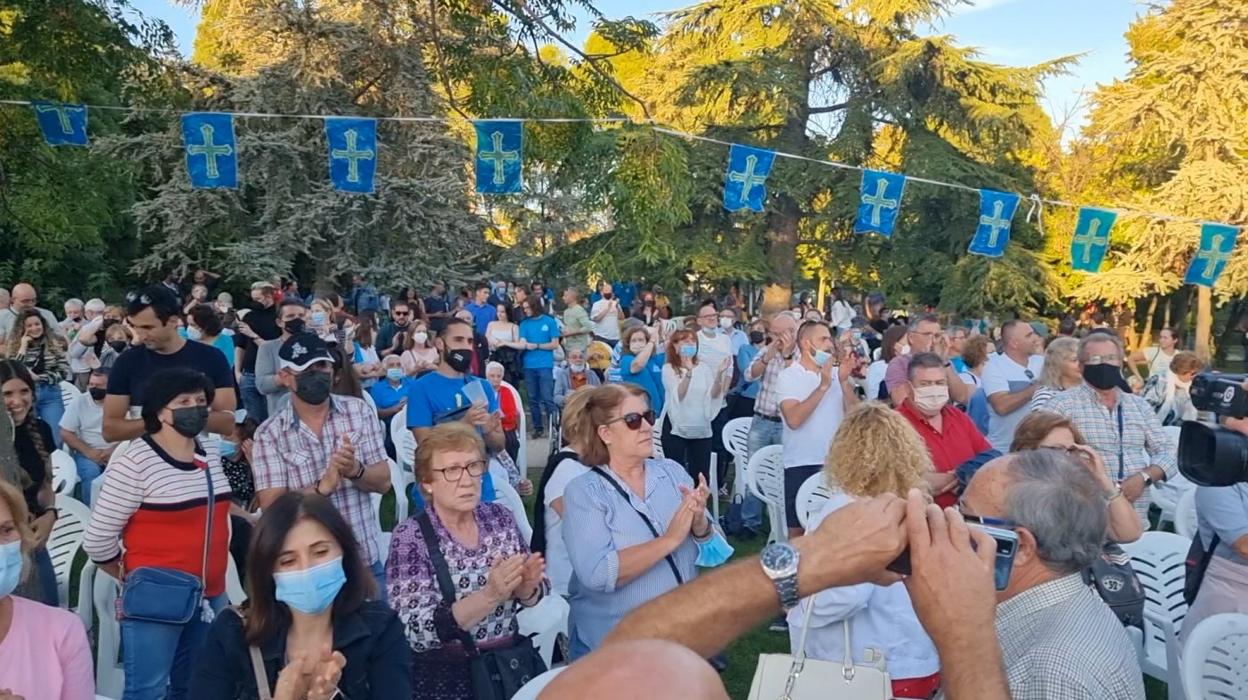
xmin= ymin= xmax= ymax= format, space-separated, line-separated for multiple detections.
xmin=749 ymin=347 xmax=797 ymax=418
xmin=252 ymin=395 xmax=386 ymax=563
xmin=993 ymin=574 xmax=1144 ymax=699
xmin=1045 ymin=383 xmax=1178 ymax=523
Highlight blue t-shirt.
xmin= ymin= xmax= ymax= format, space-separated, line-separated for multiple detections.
xmin=951 ymin=356 xmax=968 ymax=375
xmin=464 ymin=302 xmax=496 ymax=337
xmin=107 ymin=339 xmax=235 ymax=410
xmin=405 ymin=371 xmax=499 ymax=502
xmin=518 ymin=315 xmax=560 ymax=370
xmin=620 ymin=353 xmax=666 ymax=415
xmin=370 ymin=377 xmax=415 ymax=410
xmin=736 ymin=344 xmax=761 ymax=399
xmin=177 ymin=328 xmax=237 ymax=368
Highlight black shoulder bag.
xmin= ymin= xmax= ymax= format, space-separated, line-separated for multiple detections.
xmin=414 ymin=510 xmax=546 ymax=700
xmin=1082 ymin=543 xmax=1145 ymax=629
xmin=589 ymin=466 xmax=684 ymax=586
xmin=1184 ymin=532 xmax=1221 ymax=605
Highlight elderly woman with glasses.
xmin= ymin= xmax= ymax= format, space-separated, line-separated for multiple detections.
xmin=386 ymin=423 xmax=547 ymax=700
xmin=561 ymin=383 xmax=724 ymax=660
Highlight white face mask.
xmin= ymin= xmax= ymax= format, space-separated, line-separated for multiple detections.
xmin=719 ymin=317 xmax=734 ymax=330
xmin=912 ymin=384 xmax=949 ymax=414
xmin=570 ymin=362 xmax=587 ymax=373
xmin=412 ymin=331 xmax=428 ymax=345
xmin=899 ymin=344 xmax=911 ymax=356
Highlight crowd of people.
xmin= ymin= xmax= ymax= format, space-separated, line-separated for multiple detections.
xmin=0 ymin=273 xmax=1245 ymax=700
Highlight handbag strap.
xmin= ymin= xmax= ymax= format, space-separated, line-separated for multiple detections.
xmin=199 ymin=442 xmax=214 ymax=587
xmin=414 ymin=509 xmax=480 ymax=654
xmin=589 ymin=466 xmax=684 ymax=586
xmin=226 ymin=607 xmax=273 ymax=700
xmin=788 ymin=598 xmax=858 ymax=689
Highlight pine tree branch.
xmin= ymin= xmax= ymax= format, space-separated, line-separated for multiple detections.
xmin=808 ymin=101 xmax=851 ymax=115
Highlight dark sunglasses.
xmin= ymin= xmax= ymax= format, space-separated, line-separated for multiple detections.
xmin=956 ymin=505 xmax=1018 ymax=530
xmin=606 ymin=410 xmax=656 ymax=431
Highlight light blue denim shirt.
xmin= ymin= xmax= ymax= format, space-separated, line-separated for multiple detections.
xmin=561 ymin=458 xmax=708 ymax=655
xmin=1195 ymin=484 xmax=1248 ymax=566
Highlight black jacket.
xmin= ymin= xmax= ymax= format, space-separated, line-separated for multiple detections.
xmin=190 ymin=600 xmax=412 ymax=700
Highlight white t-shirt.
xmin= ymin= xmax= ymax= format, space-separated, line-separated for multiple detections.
xmin=776 ymin=363 xmax=845 ymax=469
xmin=60 ymin=393 xmax=109 ymax=450
xmin=661 ymin=363 xmax=721 ymax=439
xmin=695 ymin=329 xmax=734 ymax=376
xmin=542 ymin=455 xmax=592 ymax=596
xmin=589 ymin=299 xmax=621 ymax=340
xmin=982 ymin=352 xmax=1045 ymax=451
xmin=1141 ymin=346 xmax=1175 ymax=378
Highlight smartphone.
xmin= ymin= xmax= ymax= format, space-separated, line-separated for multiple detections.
xmin=885 ymin=524 xmax=1019 ymax=591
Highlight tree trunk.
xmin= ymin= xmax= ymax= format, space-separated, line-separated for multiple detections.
xmin=1195 ymin=285 xmax=1213 ymax=361
xmin=1141 ymin=295 xmax=1159 ymax=347
xmin=1162 ymin=293 xmax=1172 ymax=329
xmin=1174 ymin=288 xmax=1191 ymax=337
xmin=1214 ymin=300 xmax=1243 ymax=366
xmin=761 ymin=194 xmax=801 ymax=315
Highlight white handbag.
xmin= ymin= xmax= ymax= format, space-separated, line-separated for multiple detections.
xmin=748 ymin=599 xmax=892 ymax=700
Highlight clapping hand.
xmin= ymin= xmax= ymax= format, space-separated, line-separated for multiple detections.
xmin=934 ymin=333 xmax=950 ymax=361
xmin=837 ymin=344 xmax=856 ymax=383
xmin=464 ymin=404 xmax=490 ymax=428
xmin=274 ymin=645 xmax=347 ymax=700
xmin=679 ymin=473 xmax=712 ymax=535
xmin=0 ymin=688 xmax=26 ymax=700
xmin=485 ymin=555 xmax=525 ymax=604
xmin=516 ymin=553 xmax=546 ymax=602
xmin=331 ymin=435 xmax=357 ymax=478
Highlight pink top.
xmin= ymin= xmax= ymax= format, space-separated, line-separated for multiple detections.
xmin=0 ymin=595 xmax=94 ymax=700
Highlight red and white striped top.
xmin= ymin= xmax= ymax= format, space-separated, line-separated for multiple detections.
xmin=84 ymin=435 xmax=233 ymax=597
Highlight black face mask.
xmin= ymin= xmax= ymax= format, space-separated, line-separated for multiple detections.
xmin=445 ymin=348 xmax=473 ymax=374
xmin=1083 ymin=363 xmax=1121 ymax=391
xmin=749 ymin=330 xmax=766 ymax=345
xmin=109 ymin=341 xmax=128 ymax=353
xmin=294 ymin=370 xmax=333 ymax=405
xmin=603 ymin=293 xmax=614 ymax=300
xmin=284 ymin=318 xmax=306 ymax=335
xmin=89 ymin=387 xmax=107 ymax=402
xmin=169 ymin=405 xmax=209 ymax=438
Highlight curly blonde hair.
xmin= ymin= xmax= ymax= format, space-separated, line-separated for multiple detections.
xmin=824 ymin=402 xmax=933 ymax=498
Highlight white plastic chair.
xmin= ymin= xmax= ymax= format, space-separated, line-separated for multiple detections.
xmin=651 ymin=409 xmax=666 ymax=459
xmin=794 ymin=472 xmax=833 ymax=531
xmin=48 ymin=494 xmax=91 ymax=609
xmin=500 ymin=381 xmax=527 ymax=471
xmin=226 ymin=555 xmax=247 ymax=605
xmin=516 ymin=593 xmax=569 ymax=669
xmin=391 ymin=407 xmax=417 ymax=471
xmin=746 ymin=445 xmax=786 ymax=543
xmin=511 ymin=667 xmax=568 ymax=700
xmin=93 ymin=573 xmax=124 ymax=698
xmin=493 ymin=478 xmax=533 ymax=542
xmin=1181 ymin=613 xmax=1248 ymax=700
xmin=1174 ymin=489 xmax=1198 ymax=540
xmin=77 ymin=560 xmax=96 ymax=631
xmin=1122 ymin=531 xmax=1192 ymax=698
xmin=51 ymin=449 xmax=79 ymax=495
xmin=388 ymin=458 xmax=410 ymax=524
xmin=59 ymin=380 xmax=80 ymax=410
xmin=1150 ymin=471 xmax=1194 ymax=531
xmin=377 ymin=531 xmax=393 ymax=566
xmin=721 ymin=416 xmax=752 ymax=498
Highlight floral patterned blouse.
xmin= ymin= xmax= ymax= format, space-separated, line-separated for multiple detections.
xmin=386 ymin=502 xmax=530 ymax=653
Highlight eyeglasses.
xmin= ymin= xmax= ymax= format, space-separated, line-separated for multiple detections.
xmin=431 ymin=460 xmax=488 ymax=482
xmin=1086 ymin=354 xmax=1121 ymax=365
xmin=393 ymin=311 xmax=410 ymax=317
xmin=697 ymin=313 xmax=718 ymax=320
xmin=956 ymin=505 xmax=1017 ymax=530
xmin=605 ymin=410 xmax=656 ymax=431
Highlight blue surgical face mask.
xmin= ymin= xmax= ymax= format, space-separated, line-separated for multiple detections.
xmin=274 ymin=556 xmax=346 ymax=615
xmin=679 ymin=344 xmax=697 ymax=359
xmin=695 ymin=531 xmax=735 ymax=568
xmin=813 ymin=349 xmax=832 ymax=367
xmin=219 ymin=439 xmax=237 ymax=459
xmin=0 ymin=541 xmax=23 ymax=598
xmin=186 ymin=326 xmax=203 ymax=341
xmin=311 ymin=311 xmax=328 ymax=327
xmin=386 ymin=367 xmax=404 ymax=382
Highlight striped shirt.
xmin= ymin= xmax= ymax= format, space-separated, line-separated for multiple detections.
xmin=252 ymin=395 xmax=386 ymax=564
xmin=561 ymin=458 xmax=713 ymax=653
xmin=749 ymin=347 xmax=797 ymax=418
xmin=83 ymin=435 xmax=232 ymax=597
xmin=1044 ymin=383 xmax=1178 ymax=523
xmin=994 ymin=574 xmax=1144 ymax=699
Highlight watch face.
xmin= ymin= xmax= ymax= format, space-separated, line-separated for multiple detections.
xmin=761 ymin=543 xmax=797 ymax=577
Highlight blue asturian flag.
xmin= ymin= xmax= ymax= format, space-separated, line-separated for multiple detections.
xmin=967 ymin=189 xmax=1021 ymax=258
xmin=181 ymin=113 xmax=238 ymax=189
xmin=474 ymin=120 xmax=523 ymax=194
xmin=325 ymin=117 xmax=378 ymax=194
xmin=855 ymin=169 xmax=907 ymax=237
xmin=1070 ymin=207 xmax=1117 ymax=273
xmin=1184 ymin=223 xmax=1240 ymax=288
xmin=31 ymin=101 xmax=89 ymax=146
xmin=723 ymin=144 xmax=776 ymax=213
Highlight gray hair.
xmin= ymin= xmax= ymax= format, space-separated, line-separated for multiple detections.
xmin=85 ymin=298 xmax=106 ymax=313
xmin=1004 ymin=450 xmax=1107 ymax=575
xmin=1078 ymin=331 xmax=1124 ymax=363
xmin=908 ymin=313 xmax=939 ymax=332
xmin=485 ymin=361 xmax=505 ymax=375
xmin=64 ymin=298 xmax=84 ymax=311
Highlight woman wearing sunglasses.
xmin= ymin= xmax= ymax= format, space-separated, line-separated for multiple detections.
xmin=386 ymin=422 xmax=547 ymax=699
xmin=561 ymin=384 xmax=724 ymax=660
xmin=1010 ymin=411 xmax=1142 ymax=544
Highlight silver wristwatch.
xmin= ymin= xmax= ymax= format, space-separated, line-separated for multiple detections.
xmin=760 ymin=542 xmax=801 ymax=611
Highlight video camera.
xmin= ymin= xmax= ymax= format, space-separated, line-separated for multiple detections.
xmin=1177 ymin=372 xmax=1248 ymax=486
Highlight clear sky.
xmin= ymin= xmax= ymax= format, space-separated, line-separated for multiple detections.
xmin=129 ymin=0 xmax=1146 ymax=134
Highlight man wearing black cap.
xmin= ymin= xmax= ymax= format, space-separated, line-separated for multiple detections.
xmin=103 ymin=285 xmax=236 ymax=441
xmin=251 ymin=333 xmax=392 ymax=592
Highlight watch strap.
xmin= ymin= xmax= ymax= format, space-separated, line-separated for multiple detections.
xmin=775 ymin=572 xmax=800 ymax=611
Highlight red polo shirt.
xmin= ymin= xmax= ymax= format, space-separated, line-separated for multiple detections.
xmin=898 ymin=401 xmax=991 ymax=508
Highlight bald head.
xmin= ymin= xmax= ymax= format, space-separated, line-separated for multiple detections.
xmin=10 ymin=283 xmax=37 ymax=312
xmin=540 ymin=640 xmax=728 ymax=700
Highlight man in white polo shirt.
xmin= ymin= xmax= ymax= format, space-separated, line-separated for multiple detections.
xmin=982 ymin=319 xmax=1044 ymax=451
xmin=776 ymin=321 xmax=859 ymax=538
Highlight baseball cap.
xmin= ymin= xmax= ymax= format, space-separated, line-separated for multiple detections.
xmin=279 ymin=332 xmax=334 ymax=372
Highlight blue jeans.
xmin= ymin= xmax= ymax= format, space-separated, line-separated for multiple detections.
xmin=369 ymin=559 xmax=387 ymax=603
xmin=73 ymin=452 xmax=103 ymax=507
xmin=523 ymin=368 xmax=555 ymax=432
xmin=35 ymin=382 xmax=64 ymax=449
xmin=744 ymin=417 xmax=783 ymax=530
xmin=121 ymin=593 xmax=227 ymax=700
xmin=239 ymin=372 xmax=267 ymax=424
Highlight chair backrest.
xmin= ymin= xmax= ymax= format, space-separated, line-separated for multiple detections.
xmin=500 ymin=380 xmax=527 ymax=470
xmin=391 ymin=407 xmax=417 ymax=470
xmin=1174 ymin=488 xmax=1198 ymax=540
xmin=494 ymin=477 xmax=533 ymax=542
xmin=226 ymin=555 xmax=247 ymax=605
xmin=795 ymin=472 xmax=832 ymax=531
xmin=1122 ymin=531 xmax=1192 ymax=660
xmin=387 ymin=458 xmax=410 ymax=524
xmin=1181 ymin=613 xmax=1248 ymax=700
xmin=722 ymin=417 xmax=752 ymax=466
xmin=651 ymin=409 xmax=666 ymax=459
xmin=93 ymin=573 xmax=124 ymax=697
xmin=59 ymin=380 xmax=80 ymax=410
xmin=746 ymin=445 xmax=785 ymax=506
xmin=105 ymin=439 xmax=131 ymax=470
xmin=51 ymin=449 xmax=78 ymax=495
xmin=49 ymin=494 xmax=91 ymax=608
